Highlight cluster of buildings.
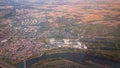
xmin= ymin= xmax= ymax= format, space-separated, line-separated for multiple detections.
xmin=49 ymin=38 xmax=88 ymax=49
xmin=0 ymin=37 xmax=88 ymax=62
xmin=0 ymin=38 xmax=45 ymax=61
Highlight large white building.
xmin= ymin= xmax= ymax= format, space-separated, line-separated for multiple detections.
xmin=49 ymin=38 xmax=88 ymax=49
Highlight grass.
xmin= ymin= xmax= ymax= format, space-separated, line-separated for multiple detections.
xmin=44 ymin=47 xmax=86 ymax=55
xmin=111 ymin=25 xmax=120 ymax=37
xmin=45 ymin=47 xmax=120 ymax=62
xmin=86 ymin=49 xmax=120 ymax=62
xmin=0 ymin=58 xmax=16 ymax=66
xmin=29 ymin=48 xmax=120 ymax=68
xmin=30 ymin=58 xmax=87 ymax=68
xmin=82 ymin=24 xmax=112 ymax=36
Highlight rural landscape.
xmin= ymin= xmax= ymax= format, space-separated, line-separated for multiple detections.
xmin=0 ymin=0 xmax=120 ymax=68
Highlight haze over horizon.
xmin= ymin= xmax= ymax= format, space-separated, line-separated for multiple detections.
xmin=1 ymin=0 xmax=120 ymax=3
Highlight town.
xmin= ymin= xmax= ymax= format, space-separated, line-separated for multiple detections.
xmin=0 ymin=0 xmax=120 ymax=68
